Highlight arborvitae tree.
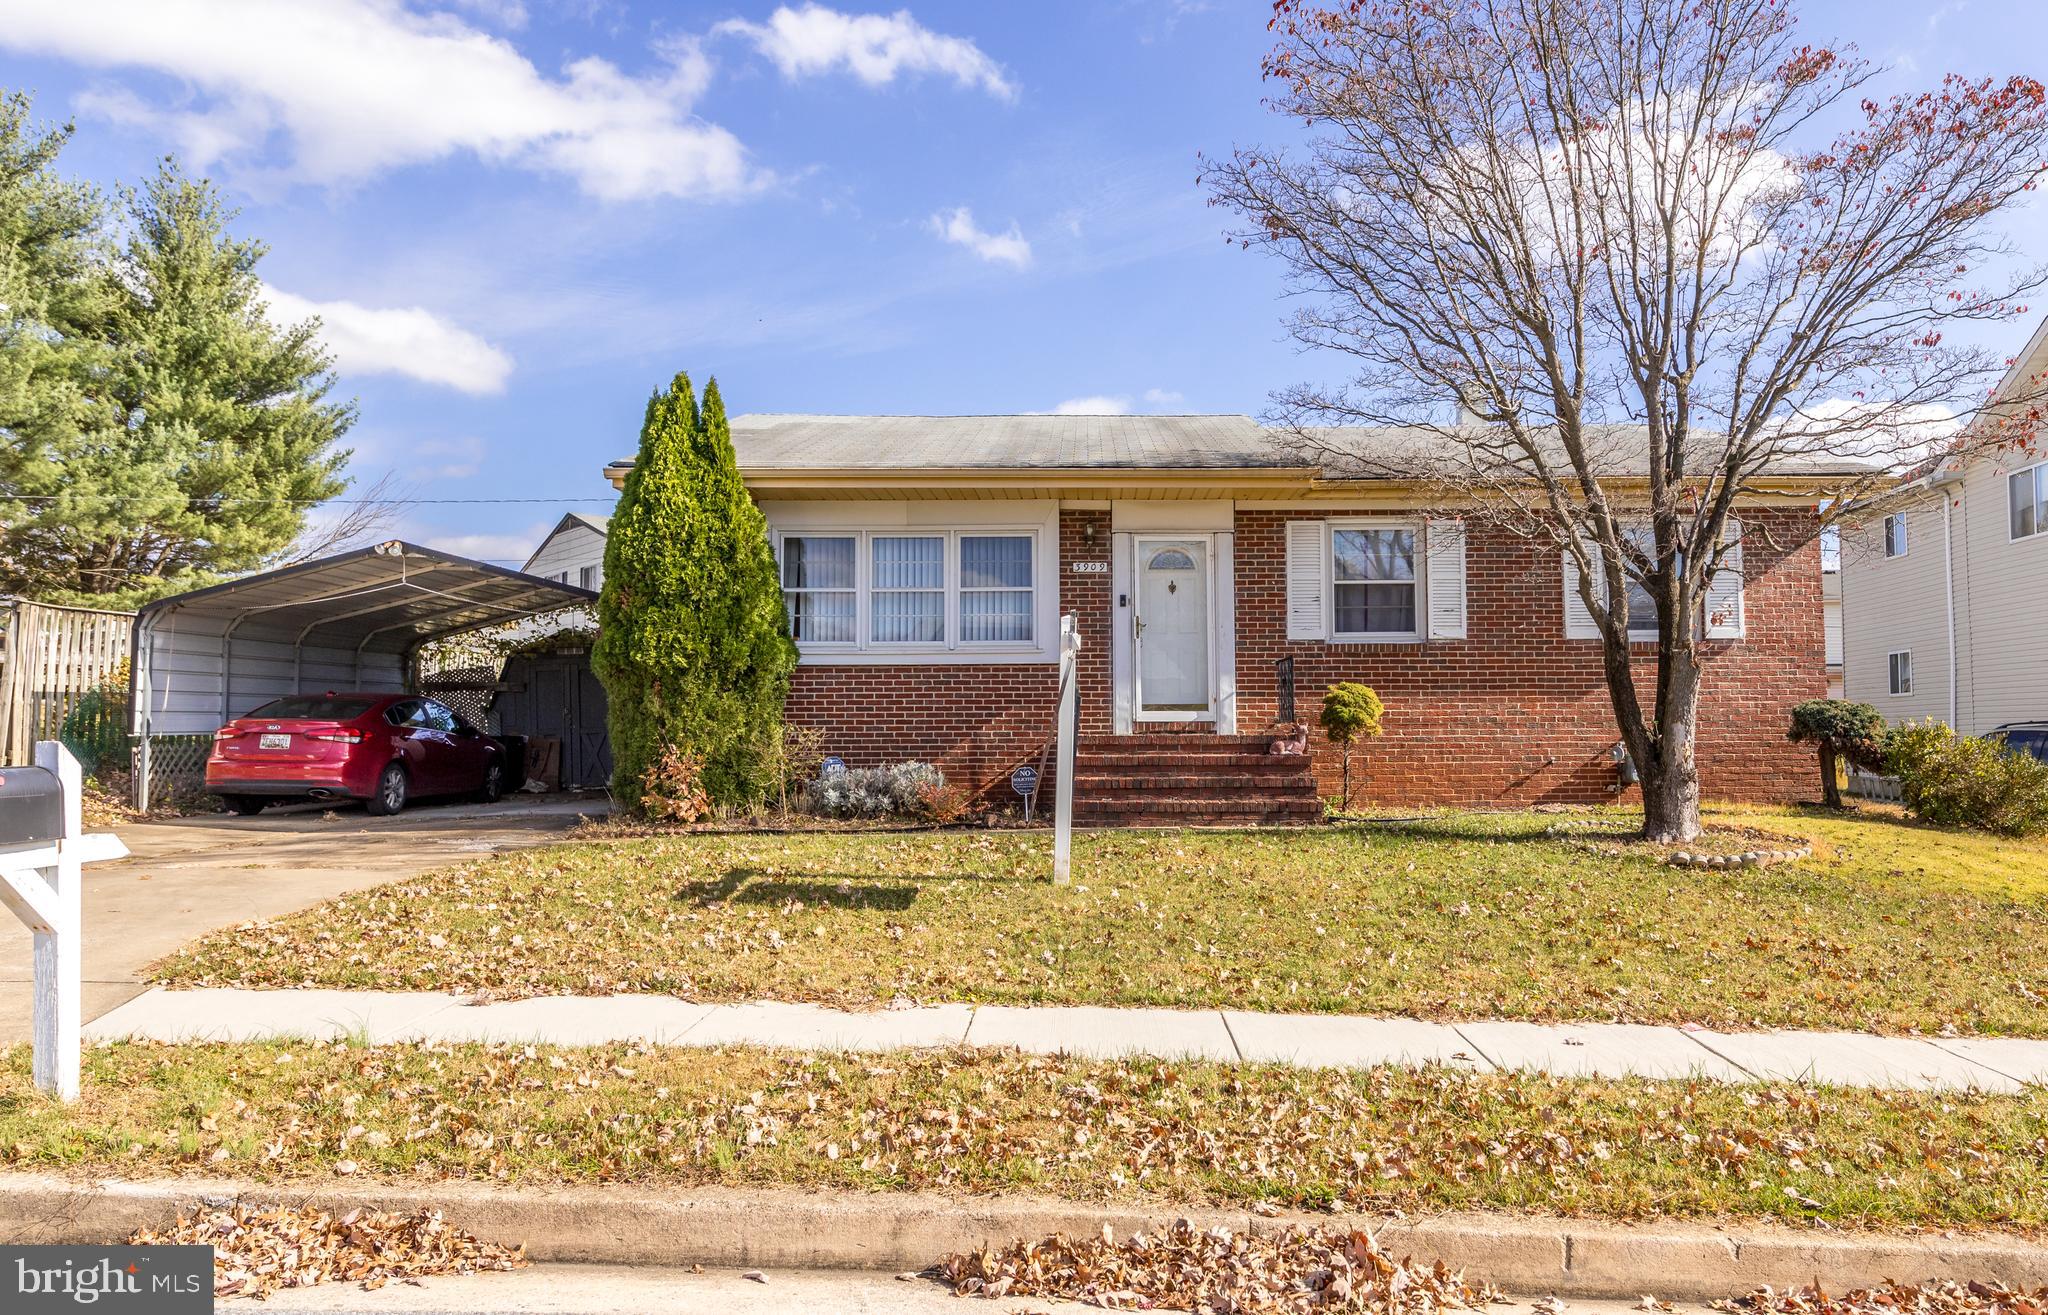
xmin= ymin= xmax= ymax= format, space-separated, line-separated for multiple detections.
xmin=3 ymin=155 xmax=353 ymax=603
xmin=594 ymin=372 xmax=796 ymax=813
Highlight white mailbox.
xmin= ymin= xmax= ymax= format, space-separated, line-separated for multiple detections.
xmin=0 ymin=742 xmax=128 ymax=1100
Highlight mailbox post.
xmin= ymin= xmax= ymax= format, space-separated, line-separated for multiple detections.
xmin=0 ymin=742 xmax=127 ymax=1100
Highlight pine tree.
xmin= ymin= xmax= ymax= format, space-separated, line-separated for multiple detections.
xmin=1 ymin=155 xmax=353 ymax=603
xmin=0 ymin=93 xmax=118 ymax=589
xmin=594 ymin=372 xmax=796 ymax=813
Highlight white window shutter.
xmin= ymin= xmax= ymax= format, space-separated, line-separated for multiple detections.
xmin=1285 ymin=520 xmax=1327 ymax=641
xmin=1562 ymin=544 xmax=1602 ymax=639
xmin=1704 ymin=516 xmax=1746 ymax=639
xmin=1424 ymin=518 xmax=1467 ymax=639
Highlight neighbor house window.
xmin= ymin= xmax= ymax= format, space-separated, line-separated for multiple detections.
xmin=2010 ymin=465 xmax=2047 ymax=541
xmin=871 ymin=535 xmax=946 ymax=643
xmin=959 ymin=534 xmax=1034 ymax=643
xmin=578 ymin=565 xmax=596 ymax=590
xmin=781 ymin=535 xmax=857 ymax=643
xmin=1331 ymin=527 xmax=1417 ymax=637
xmin=1884 ymin=512 xmax=1908 ymax=558
xmin=1888 ymin=650 xmax=1913 ymax=696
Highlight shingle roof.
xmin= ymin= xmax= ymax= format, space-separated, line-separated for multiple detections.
xmin=602 ymin=414 xmax=1875 ymax=480
xmin=721 ymin=413 xmax=1300 ymax=470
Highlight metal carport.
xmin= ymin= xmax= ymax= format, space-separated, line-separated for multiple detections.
xmin=128 ymin=541 xmax=596 ymax=807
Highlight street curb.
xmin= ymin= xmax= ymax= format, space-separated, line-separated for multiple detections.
xmin=1 ymin=1175 xmax=2042 ymax=1301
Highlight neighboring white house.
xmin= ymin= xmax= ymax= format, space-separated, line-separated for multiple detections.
xmin=523 ymin=512 xmax=609 ymax=593
xmin=1821 ymin=533 xmax=1843 ymax=698
xmin=1839 ymin=317 xmax=2048 ymax=733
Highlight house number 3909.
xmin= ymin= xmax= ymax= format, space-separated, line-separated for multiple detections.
xmin=1070 ymin=561 xmax=1109 ymax=573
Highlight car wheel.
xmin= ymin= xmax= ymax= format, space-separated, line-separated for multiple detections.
xmin=477 ymin=761 xmax=505 ymax=803
xmin=221 ymin=795 xmax=266 ymax=816
xmin=367 ymin=763 xmax=409 ymax=816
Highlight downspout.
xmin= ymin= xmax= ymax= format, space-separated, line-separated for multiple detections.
xmin=1928 ymin=468 xmax=1964 ymax=729
xmin=1943 ymin=496 xmax=1956 ymax=727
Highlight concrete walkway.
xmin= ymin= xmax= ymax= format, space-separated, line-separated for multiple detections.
xmin=85 ymin=988 xmax=2048 ymax=1093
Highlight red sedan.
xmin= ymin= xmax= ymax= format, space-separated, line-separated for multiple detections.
xmin=206 ymin=693 xmax=507 ymax=816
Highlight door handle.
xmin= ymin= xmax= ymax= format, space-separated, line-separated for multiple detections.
xmin=1133 ymin=616 xmax=1145 ymax=640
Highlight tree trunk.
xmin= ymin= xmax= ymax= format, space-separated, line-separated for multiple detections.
xmin=1819 ymin=742 xmax=1843 ymax=809
xmin=1637 ymin=655 xmax=1704 ymax=844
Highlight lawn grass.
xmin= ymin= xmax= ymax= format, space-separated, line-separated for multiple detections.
xmin=152 ymin=805 xmax=2048 ymax=1036
xmin=3 ymin=1040 xmax=2043 ymax=1232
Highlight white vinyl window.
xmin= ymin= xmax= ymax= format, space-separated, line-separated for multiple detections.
xmin=1888 ymin=650 xmax=1913 ymax=696
xmin=777 ymin=529 xmax=1037 ymax=651
xmin=1331 ymin=526 xmax=1418 ymax=638
xmin=959 ymin=534 xmax=1034 ymax=643
xmin=2010 ymin=465 xmax=2047 ymax=541
xmin=578 ymin=565 xmax=597 ymax=591
xmin=871 ymin=535 xmax=946 ymax=643
xmin=781 ymin=535 xmax=857 ymax=644
xmin=1884 ymin=512 xmax=1909 ymax=558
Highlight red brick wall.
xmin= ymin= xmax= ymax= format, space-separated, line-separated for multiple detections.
xmin=781 ymin=504 xmax=1825 ymax=807
xmin=781 ymin=508 xmax=1109 ymax=799
xmin=1233 ymin=507 xmax=1826 ymax=805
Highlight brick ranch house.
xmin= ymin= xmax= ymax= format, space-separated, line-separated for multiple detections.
xmin=600 ymin=414 xmax=1840 ymax=822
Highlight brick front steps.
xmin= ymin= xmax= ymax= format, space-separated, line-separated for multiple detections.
xmin=1073 ymin=733 xmax=1321 ymax=827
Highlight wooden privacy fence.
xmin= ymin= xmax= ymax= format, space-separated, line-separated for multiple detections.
xmin=0 ymin=600 xmax=134 ymax=768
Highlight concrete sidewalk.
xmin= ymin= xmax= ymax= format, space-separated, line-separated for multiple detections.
xmin=84 ymin=988 xmax=2048 ymax=1092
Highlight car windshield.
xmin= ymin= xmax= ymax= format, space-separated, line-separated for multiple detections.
xmin=244 ymin=695 xmax=381 ymax=720
xmin=1996 ymin=729 xmax=2048 ymax=762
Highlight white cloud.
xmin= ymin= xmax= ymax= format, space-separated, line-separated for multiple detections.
xmin=413 ymin=435 xmax=489 ymax=479
xmin=1038 ymin=388 xmax=1187 ymax=415
xmin=927 ymin=206 xmax=1031 ymax=268
xmin=424 ymin=522 xmax=554 ymax=565
xmin=265 ymin=287 xmax=514 ymax=395
xmin=6 ymin=0 xmax=756 ymax=200
xmin=718 ymin=4 xmax=1014 ymax=99
xmin=1049 ymin=395 xmax=1131 ymax=415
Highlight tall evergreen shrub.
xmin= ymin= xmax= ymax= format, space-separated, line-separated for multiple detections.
xmin=593 ymin=373 xmax=796 ymax=812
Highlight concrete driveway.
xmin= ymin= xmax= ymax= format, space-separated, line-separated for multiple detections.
xmin=0 ymin=794 xmax=606 ymax=1043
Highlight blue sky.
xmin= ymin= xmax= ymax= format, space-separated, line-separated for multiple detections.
xmin=2 ymin=0 xmax=2045 ymax=564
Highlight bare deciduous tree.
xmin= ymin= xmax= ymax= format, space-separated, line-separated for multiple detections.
xmin=1204 ymin=0 xmax=2048 ymax=840
xmin=274 ymin=470 xmax=410 ymax=566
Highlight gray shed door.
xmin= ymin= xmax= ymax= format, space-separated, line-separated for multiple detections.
xmin=496 ymin=654 xmax=612 ymax=789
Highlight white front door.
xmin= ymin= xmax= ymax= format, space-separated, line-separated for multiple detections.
xmin=1134 ymin=538 xmax=1210 ymax=716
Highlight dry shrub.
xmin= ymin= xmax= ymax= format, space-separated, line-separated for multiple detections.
xmin=638 ymin=744 xmax=712 ymax=823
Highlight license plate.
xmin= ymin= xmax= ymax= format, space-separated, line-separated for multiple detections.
xmin=259 ymin=733 xmax=291 ymax=749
